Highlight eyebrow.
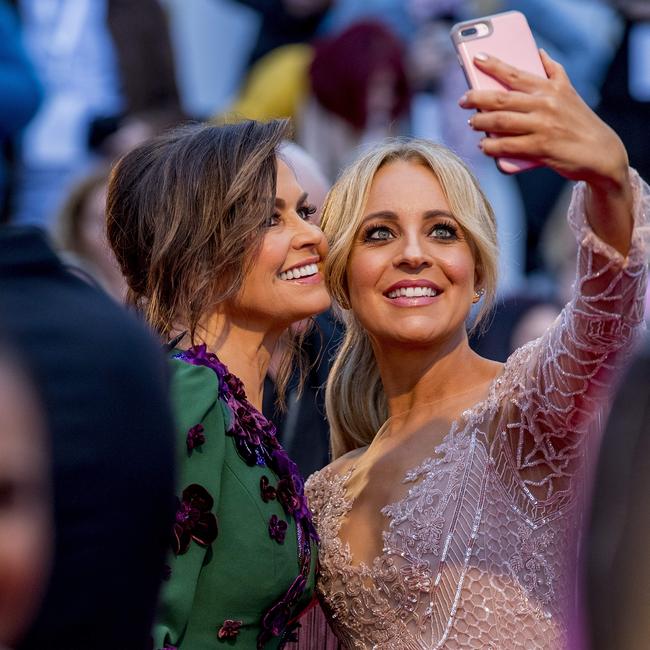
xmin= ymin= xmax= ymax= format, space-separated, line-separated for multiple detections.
xmin=275 ymin=192 xmax=309 ymax=209
xmin=360 ymin=209 xmax=456 ymax=225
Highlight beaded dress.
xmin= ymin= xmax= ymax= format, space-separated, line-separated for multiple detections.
xmin=305 ymin=174 xmax=649 ymax=649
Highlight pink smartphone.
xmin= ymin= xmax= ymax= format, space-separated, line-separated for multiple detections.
xmin=450 ymin=11 xmax=547 ymax=174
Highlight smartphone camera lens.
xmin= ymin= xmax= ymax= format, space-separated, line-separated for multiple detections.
xmin=461 ymin=27 xmax=478 ymax=37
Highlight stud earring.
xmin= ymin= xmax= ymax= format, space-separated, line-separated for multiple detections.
xmin=472 ymin=288 xmax=485 ymax=304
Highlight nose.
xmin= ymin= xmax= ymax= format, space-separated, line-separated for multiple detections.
xmin=291 ymin=216 xmax=327 ymax=255
xmin=393 ymin=233 xmax=432 ymax=270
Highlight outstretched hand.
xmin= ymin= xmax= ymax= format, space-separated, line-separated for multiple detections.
xmin=459 ymin=50 xmax=629 ymax=192
xmin=460 ymin=50 xmax=633 ymax=256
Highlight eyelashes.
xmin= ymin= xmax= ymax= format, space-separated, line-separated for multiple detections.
xmin=362 ymin=220 xmax=460 ymax=243
xmin=267 ymin=203 xmax=317 ymax=227
xmin=298 ymin=204 xmax=317 ymax=220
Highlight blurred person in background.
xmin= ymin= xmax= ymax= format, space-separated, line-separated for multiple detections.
xmin=0 ymin=346 xmax=51 ymax=650
xmin=9 ymin=0 xmax=184 ymax=230
xmin=598 ymin=0 xmax=650 ymax=183
xmin=223 ymin=20 xmax=411 ymax=182
xmin=231 ymin=0 xmax=332 ymax=67
xmin=54 ymin=166 xmax=126 ymax=302
xmin=263 ymin=141 xmax=344 ymax=478
xmin=0 ymin=224 xmax=176 ymax=650
xmin=107 ymin=120 xmax=330 ymax=649
xmin=585 ymin=337 xmax=650 ymax=650
xmin=469 ymin=293 xmax=561 ymax=362
xmin=0 ymin=0 xmax=41 ymax=224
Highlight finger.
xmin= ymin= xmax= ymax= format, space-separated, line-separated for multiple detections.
xmin=459 ymin=88 xmax=540 ymax=113
xmin=479 ymin=135 xmax=541 ymax=161
xmin=539 ymin=48 xmax=570 ymax=83
xmin=473 ymin=53 xmax=546 ymax=93
xmin=470 ymin=111 xmax=536 ymax=136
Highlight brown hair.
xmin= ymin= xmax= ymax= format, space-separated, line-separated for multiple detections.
xmin=106 ymin=119 xmax=291 ymax=340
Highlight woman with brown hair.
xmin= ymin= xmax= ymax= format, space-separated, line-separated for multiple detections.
xmin=304 ymin=51 xmax=649 ymax=648
xmin=106 ymin=119 xmax=330 ymax=649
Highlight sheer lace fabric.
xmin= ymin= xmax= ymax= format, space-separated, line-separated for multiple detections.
xmin=305 ymin=173 xmax=649 ymax=649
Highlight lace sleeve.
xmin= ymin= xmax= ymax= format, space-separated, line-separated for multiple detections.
xmin=494 ymin=170 xmax=649 ymax=502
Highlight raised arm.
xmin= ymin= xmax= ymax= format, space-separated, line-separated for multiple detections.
xmin=461 ymin=50 xmax=634 ymax=257
xmin=460 ymin=51 xmax=649 ymax=502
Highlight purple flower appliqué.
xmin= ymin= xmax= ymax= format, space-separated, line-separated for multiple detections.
xmin=217 ymin=619 xmax=243 ymax=640
xmin=174 ymin=345 xmax=319 ymax=645
xmin=258 ymin=574 xmax=307 ymax=648
xmin=172 ymin=484 xmax=218 ymax=555
xmin=260 ymin=476 xmax=277 ymax=502
xmin=186 ymin=423 xmax=206 ymax=451
xmin=268 ymin=515 xmax=288 ymax=544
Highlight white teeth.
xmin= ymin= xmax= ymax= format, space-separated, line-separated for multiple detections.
xmin=386 ymin=286 xmax=439 ymax=299
xmin=279 ymin=263 xmax=319 ymax=281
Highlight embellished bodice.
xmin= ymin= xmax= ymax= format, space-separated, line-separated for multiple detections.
xmin=307 ymin=365 xmax=573 ymax=650
xmin=306 ymin=173 xmax=650 ymax=649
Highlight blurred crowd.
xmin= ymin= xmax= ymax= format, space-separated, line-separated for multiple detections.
xmin=0 ymin=0 xmax=648 ymax=649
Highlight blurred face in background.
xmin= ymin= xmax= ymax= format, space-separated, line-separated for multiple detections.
xmin=78 ymin=181 xmax=127 ymax=302
xmin=0 ymin=358 xmax=51 ymax=648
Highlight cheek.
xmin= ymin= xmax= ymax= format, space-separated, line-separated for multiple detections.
xmin=439 ymin=248 xmax=476 ymax=289
xmin=346 ymin=249 xmax=385 ymax=300
xmin=0 ymin=508 xmax=51 ymax=644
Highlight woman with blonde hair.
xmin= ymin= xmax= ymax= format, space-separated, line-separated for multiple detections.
xmin=304 ymin=51 xmax=649 ymax=648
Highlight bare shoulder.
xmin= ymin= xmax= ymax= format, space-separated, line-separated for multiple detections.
xmin=326 ymin=445 xmax=368 ymax=476
xmin=305 ymin=446 xmax=367 ymax=487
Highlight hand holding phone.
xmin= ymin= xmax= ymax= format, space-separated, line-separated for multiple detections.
xmin=450 ymin=11 xmax=629 ymax=196
xmin=450 ymin=11 xmax=546 ymax=174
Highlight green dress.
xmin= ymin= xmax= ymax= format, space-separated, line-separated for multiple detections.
xmin=153 ymin=345 xmax=318 ymax=650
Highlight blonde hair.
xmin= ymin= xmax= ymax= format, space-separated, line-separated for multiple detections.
xmin=321 ymin=138 xmax=498 ymax=458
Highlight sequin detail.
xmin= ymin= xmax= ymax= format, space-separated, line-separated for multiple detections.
xmin=173 ymin=346 xmax=318 ymax=647
xmin=218 ymin=619 xmax=243 ymax=640
xmin=260 ymin=476 xmax=277 ymax=502
xmin=269 ymin=514 xmax=288 ymax=544
xmin=186 ymin=423 xmax=206 ymax=451
xmin=306 ymin=174 xmax=649 ymax=649
xmin=172 ymin=484 xmax=219 ymax=555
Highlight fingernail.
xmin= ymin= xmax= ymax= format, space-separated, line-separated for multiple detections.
xmin=459 ymin=92 xmax=468 ymax=106
xmin=478 ymin=139 xmax=485 ymax=150
xmin=475 ymin=52 xmax=489 ymax=62
xmin=467 ymin=118 xmax=473 ymax=128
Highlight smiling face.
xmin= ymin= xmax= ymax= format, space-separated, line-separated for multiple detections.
xmin=229 ymin=158 xmax=331 ymax=328
xmin=346 ymin=159 xmax=479 ymax=349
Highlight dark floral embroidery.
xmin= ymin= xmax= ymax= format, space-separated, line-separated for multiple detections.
xmin=186 ymin=423 xmax=206 ymax=451
xmin=217 ymin=619 xmax=243 ymax=640
xmin=174 ymin=345 xmax=318 ymax=645
xmin=172 ymin=484 xmax=218 ymax=555
xmin=258 ymin=574 xmax=307 ymax=648
xmin=260 ymin=476 xmax=277 ymax=502
xmin=268 ymin=515 xmax=288 ymax=544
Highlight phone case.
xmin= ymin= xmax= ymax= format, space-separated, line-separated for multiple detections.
xmin=450 ymin=11 xmax=546 ymax=174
